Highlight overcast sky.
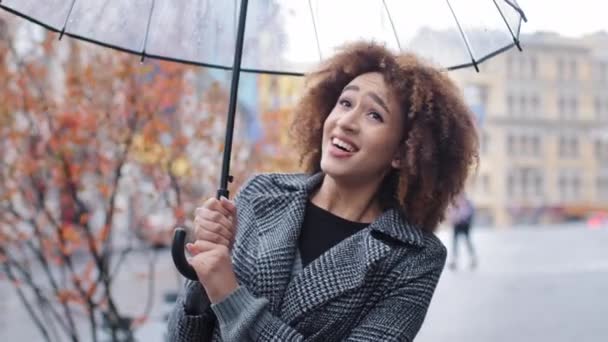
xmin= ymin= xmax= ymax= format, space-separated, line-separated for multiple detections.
xmin=518 ymin=0 xmax=607 ymax=37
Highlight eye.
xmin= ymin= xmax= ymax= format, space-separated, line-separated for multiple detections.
xmin=368 ymin=111 xmax=384 ymax=122
xmin=338 ymin=98 xmax=352 ymax=108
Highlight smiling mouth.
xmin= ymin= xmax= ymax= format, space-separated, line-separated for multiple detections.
xmin=331 ymin=137 xmax=359 ymax=153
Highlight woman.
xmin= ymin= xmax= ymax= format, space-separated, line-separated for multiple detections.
xmin=167 ymin=41 xmax=478 ymax=341
xmin=447 ymin=193 xmax=477 ymax=270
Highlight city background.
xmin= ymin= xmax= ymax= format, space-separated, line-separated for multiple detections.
xmin=1 ymin=1 xmax=607 ymax=341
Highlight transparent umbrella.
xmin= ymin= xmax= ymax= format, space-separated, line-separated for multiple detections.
xmin=0 ymin=0 xmax=528 ymax=280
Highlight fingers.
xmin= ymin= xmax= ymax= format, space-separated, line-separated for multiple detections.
xmin=191 ymin=197 xmax=238 ymax=251
xmin=194 ymin=209 xmax=235 ymax=245
xmin=193 ymin=223 xmax=231 ymax=246
xmin=198 ymin=209 xmax=234 ymax=233
xmin=186 ymin=240 xmax=228 ymax=256
xmin=219 ymin=197 xmax=236 ymax=216
xmin=200 ymin=197 xmax=231 ymax=217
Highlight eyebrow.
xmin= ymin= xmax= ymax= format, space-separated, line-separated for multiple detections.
xmin=341 ymin=85 xmax=391 ymax=114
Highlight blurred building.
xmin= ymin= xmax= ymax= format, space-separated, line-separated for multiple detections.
xmin=451 ymin=31 xmax=608 ymax=227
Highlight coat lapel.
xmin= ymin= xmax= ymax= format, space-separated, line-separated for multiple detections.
xmin=280 ymin=226 xmax=390 ymax=324
xmin=252 ymin=173 xmax=324 ymax=314
xmin=250 ymin=172 xmax=425 ymax=321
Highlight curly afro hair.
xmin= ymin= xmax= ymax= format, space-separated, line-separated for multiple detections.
xmin=290 ymin=41 xmax=479 ymax=232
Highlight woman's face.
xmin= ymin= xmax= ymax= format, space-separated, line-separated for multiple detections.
xmin=320 ymin=72 xmax=405 ymax=183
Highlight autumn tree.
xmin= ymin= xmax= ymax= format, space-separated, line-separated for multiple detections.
xmin=0 ymin=19 xmax=252 ymax=341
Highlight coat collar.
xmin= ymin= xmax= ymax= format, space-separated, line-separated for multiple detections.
xmin=249 ymin=172 xmax=426 ymax=323
xmin=270 ymin=172 xmax=424 ymax=247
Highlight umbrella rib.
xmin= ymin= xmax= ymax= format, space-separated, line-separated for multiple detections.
xmin=140 ymin=0 xmax=156 ymax=62
xmin=308 ymin=0 xmax=323 ymax=61
xmin=381 ymin=0 xmax=402 ymax=52
xmin=445 ymin=0 xmax=479 ymax=72
xmin=59 ymin=0 xmax=77 ymax=40
xmin=493 ymin=0 xmax=522 ymax=51
xmin=504 ymin=0 xmax=528 ymax=22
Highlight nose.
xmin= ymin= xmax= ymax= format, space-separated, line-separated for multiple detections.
xmin=336 ymin=109 xmax=360 ymax=133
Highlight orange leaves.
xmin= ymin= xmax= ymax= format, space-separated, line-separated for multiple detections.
xmin=60 ymin=224 xmax=80 ymax=243
xmin=79 ymin=213 xmax=90 ymax=225
xmin=97 ymin=224 xmax=111 ymax=243
xmin=85 ymin=281 xmax=98 ymax=300
xmin=173 ymin=207 xmax=186 ymax=222
xmin=98 ymin=184 xmax=112 ymax=198
xmin=56 ymin=289 xmax=84 ymax=305
xmin=173 ymin=135 xmax=189 ymax=149
xmin=57 ymin=112 xmax=80 ymax=131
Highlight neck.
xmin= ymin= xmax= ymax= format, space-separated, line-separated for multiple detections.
xmin=310 ymin=174 xmax=384 ymax=223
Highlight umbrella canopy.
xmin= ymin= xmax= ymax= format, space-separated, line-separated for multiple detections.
xmin=1 ymin=0 xmax=528 ymax=281
xmin=1 ymin=0 xmax=526 ymax=74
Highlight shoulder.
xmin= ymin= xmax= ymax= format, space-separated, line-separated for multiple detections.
xmin=236 ymin=172 xmax=310 ymax=198
xmin=422 ymin=232 xmax=448 ymax=266
xmin=397 ymin=232 xmax=447 ymax=275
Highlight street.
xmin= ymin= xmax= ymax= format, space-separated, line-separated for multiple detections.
xmin=418 ymin=224 xmax=608 ymax=342
xmin=2 ymin=224 xmax=607 ymax=341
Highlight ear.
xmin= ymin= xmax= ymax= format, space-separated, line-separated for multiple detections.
xmin=391 ymin=141 xmax=406 ymax=169
xmin=391 ymin=156 xmax=402 ymax=169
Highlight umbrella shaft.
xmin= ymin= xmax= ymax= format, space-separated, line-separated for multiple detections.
xmin=218 ymin=0 xmax=249 ymax=199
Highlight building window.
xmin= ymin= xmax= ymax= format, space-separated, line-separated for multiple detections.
xmin=570 ymin=98 xmax=578 ymax=119
xmin=596 ymin=98 xmax=608 ymax=120
xmin=507 ymin=134 xmax=515 ymax=154
xmin=531 ymin=95 xmax=540 ymax=117
xmin=558 ymin=95 xmax=578 ymax=120
xmin=520 ymin=96 xmax=527 ymax=115
xmin=570 ymin=60 xmax=578 ymax=80
xmin=519 ymin=135 xmax=528 ymax=155
xmin=559 ymin=136 xmax=579 ymax=159
xmin=570 ymin=138 xmax=579 ymax=158
xmin=596 ymin=140 xmax=608 ymax=161
xmin=559 ymin=169 xmax=582 ymax=201
xmin=558 ymin=96 xmax=565 ymax=118
xmin=507 ymin=168 xmax=543 ymax=199
xmin=507 ymin=93 xmax=515 ymax=116
xmin=531 ymin=135 xmax=541 ymax=156
xmin=530 ymin=56 xmax=538 ymax=78
xmin=507 ymin=173 xmax=515 ymax=197
xmin=534 ymin=173 xmax=543 ymax=196
xmin=598 ymin=177 xmax=608 ymax=200
xmin=507 ymin=133 xmax=542 ymax=157
xmin=557 ymin=59 xmax=565 ymax=80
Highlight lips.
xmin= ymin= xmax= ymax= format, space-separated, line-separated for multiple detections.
xmin=331 ymin=136 xmax=359 ymax=153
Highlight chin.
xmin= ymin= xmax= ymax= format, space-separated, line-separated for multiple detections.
xmin=320 ymin=158 xmax=357 ymax=180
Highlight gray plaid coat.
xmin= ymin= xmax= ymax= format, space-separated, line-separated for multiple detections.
xmin=167 ymin=172 xmax=446 ymax=341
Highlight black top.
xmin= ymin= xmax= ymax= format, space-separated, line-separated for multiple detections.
xmin=298 ymin=201 xmax=370 ymax=267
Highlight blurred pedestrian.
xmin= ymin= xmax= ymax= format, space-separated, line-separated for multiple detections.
xmin=448 ymin=192 xmax=477 ymax=270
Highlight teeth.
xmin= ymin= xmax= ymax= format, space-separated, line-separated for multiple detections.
xmin=332 ymin=137 xmax=356 ymax=152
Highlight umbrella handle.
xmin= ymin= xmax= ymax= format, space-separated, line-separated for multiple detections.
xmin=172 ymin=189 xmax=230 ymax=281
xmin=171 ymin=227 xmax=198 ymax=281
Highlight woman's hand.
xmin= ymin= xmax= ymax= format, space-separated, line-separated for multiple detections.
xmin=186 ymin=240 xmax=239 ymax=304
xmin=187 ymin=197 xmax=239 ymax=303
xmin=193 ymin=197 xmax=237 ymax=249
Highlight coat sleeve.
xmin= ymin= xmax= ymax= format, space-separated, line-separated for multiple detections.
xmin=166 ymin=280 xmax=216 ymax=342
xmin=211 ymin=243 xmax=446 ymax=342
xmin=165 ymin=175 xmax=260 ymax=341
